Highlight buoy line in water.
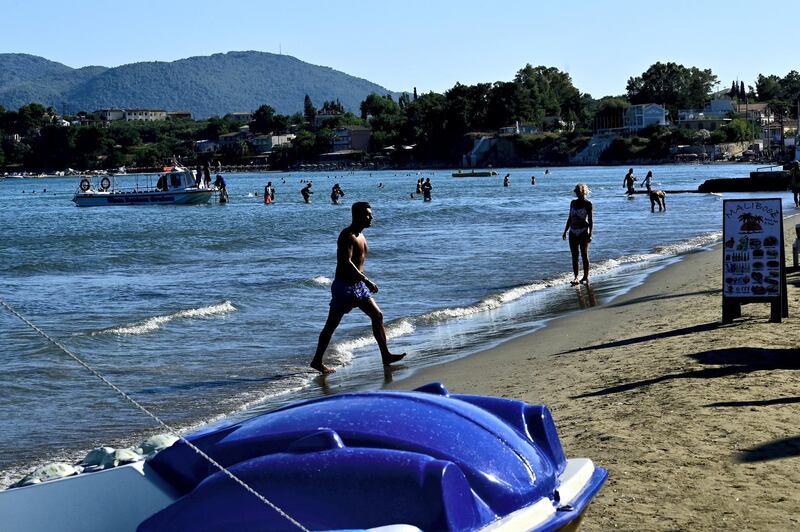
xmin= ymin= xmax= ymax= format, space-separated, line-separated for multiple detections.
xmin=0 ymin=297 xmax=309 ymax=532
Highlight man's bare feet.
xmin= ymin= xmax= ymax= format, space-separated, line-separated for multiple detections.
xmin=580 ymin=277 xmax=589 ymax=285
xmin=310 ymin=361 xmax=336 ymax=374
xmin=570 ymin=279 xmax=579 ymax=286
xmin=382 ymin=353 xmax=406 ymax=366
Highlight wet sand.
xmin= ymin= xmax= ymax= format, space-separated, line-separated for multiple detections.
xmin=388 ymin=213 xmax=800 ymax=530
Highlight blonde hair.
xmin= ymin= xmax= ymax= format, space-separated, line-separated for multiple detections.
xmin=574 ymin=183 xmax=590 ymax=198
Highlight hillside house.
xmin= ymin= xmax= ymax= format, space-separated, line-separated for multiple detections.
xmin=333 ymin=126 xmax=372 ymax=152
xmin=167 ymin=111 xmax=193 ymax=120
xmin=97 ymin=108 xmax=167 ymax=122
xmin=194 ymin=139 xmax=219 ymax=154
xmin=249 ymin=134 xmax=296 ymax=154
xmin=624 ymin=104 xmax=668 ymax=132
xmin=229 ymin=112 xmax=253 ymax=123
xmin=498 ymin=122 xmax=538 ymax=135
xmin=217 ymin=131 xmax=246 ymax=150
xmin=736 ymin=102 xmax=774 ymax=125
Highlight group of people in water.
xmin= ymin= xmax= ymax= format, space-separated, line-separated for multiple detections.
xmin=623 ymin=167 xmax=666 ymax=212
xmin=411 ymin=177 xmax=433 ymax=201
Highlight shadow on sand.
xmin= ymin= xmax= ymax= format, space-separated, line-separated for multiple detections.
xmin=573 ymin=347 xmax=800 ymax=399
xmin=605 ymin=289 xmax=720 ymax=309
xmin=739 ymin=436 xmax=800 ymax=463
xmin=560 ymin=320 xmax=728 ymax=355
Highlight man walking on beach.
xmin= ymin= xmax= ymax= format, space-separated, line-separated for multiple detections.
xmin=310 ymin=202 xmax=406 ymax=374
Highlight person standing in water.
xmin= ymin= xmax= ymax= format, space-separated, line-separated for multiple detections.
xmin=310 ymin=202 xmax=406 ymax=374
xmin=264 ymin=181 xmax=275 ymax=204
xmin=422 ymin=177 xmax=432 ymax=201
xmin=214 ymin=174 xmax=228 ymax=203
xmin=301 ymin=182 xmax=313 ymax=203
xmin=790 ymin=160 xmax=800 ymax=208
xmin=562 ymin=183 xmax=593 ymax=285
xmin=531 ymin=175 xmax=536 ymax=185
xmin=641 ymin=170 xmax=653 ymax=193
xmin=623 ymin=168 xmax=636 ymax=196
xmin=330 ymin=183 xmax=345 ymax=204
xmin=503 ymin=174 xmax=510 ymax=187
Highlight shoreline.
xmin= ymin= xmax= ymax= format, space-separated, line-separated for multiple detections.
xmin=0 ymin=160 xmax=770 ymax=179
xmin=387 ymin=212 xmax=800 ymax=530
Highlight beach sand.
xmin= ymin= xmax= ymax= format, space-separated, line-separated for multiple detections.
xmin=387 ymin=213 xmax=800 ymax=530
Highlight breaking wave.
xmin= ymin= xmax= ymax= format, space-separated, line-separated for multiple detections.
xmin=93 ymin=301 xmax=237 ymax=336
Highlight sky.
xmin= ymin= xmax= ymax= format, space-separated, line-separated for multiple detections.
xmin=2 ymin=0 xmax=798 ymax=99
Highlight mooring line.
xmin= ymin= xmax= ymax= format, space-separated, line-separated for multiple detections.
xmin=0 ymin=298 xmax=308 ymax=532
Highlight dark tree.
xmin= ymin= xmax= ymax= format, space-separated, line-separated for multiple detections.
xmin=303 ymin=94 xmax=316 ymax=124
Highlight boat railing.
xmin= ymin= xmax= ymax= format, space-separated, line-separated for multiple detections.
xmin=756 ymin=164 xmax=784 ymax=172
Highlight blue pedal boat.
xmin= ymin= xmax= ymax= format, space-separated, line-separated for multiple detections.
xmin=0 ymin=383 xmax=606 ymax=531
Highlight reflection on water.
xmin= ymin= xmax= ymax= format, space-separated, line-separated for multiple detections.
xmin=575 ymin=284 xmax=598 ymax=309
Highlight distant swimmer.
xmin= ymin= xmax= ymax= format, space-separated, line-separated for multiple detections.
xmin=301 ymin=182 xmax=313 ymax=203
xmin=531 ymin=175 xmax=536 ymax=185
xmin=562 ymin=183 xmax=593 ymax=286
xmin=544 ymin=169 xmax=550 ymax=175
xmin=310 ymin=202 xmax=406 ymax=374
xmin=623 ymin=168 xmax=636 ymax=196
xmin=422 ymin=177 xmax=432 ymax=201
xmin=503 ymin=174 xmax=510 ymax=187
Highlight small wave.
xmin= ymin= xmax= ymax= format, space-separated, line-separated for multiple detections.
xmin=310 ymin=276 xmax=332 ymax=286
xmin=652 ymin=231 xmax=722 ymax=255
xmin=94 ymin=301 xmax=237 ymax=336
xmin=328 ymin=319 xmax=416 ymax=363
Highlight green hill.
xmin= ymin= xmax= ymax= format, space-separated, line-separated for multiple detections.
xmin=0 ymin=51 xmax=398 ymax=118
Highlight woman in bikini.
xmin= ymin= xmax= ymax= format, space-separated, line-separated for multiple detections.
xmin=562 ymin=183 xmax=593 ymax=285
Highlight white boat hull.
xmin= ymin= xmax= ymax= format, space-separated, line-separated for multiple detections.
xmin=72 ymin=189 xmax=213 ymax=207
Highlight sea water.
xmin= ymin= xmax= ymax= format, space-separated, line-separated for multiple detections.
xmin=0 ymin=163 xmax=793 ymax=486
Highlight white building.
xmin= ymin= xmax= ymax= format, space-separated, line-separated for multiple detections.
xmin=624 ymin=104 xmax=667 ymax=131
xmin=194 ymin=139 xmax=219 ymax=154
xmin=97 ymin=108 xmax=167 ymax=122
xmin=124 ymin=109 xmax=167 ymax=122
xmin=249 ymin=134 xmax=296 ymax=154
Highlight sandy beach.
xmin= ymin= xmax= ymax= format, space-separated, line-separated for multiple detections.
xmin=388 ymin=213 xmax=800 ymax=530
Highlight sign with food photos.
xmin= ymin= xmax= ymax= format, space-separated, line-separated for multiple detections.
xmin=722 ymin=199 xmax=783 ymax=298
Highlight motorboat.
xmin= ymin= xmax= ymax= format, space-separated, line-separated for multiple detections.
xmin=72 ymin=166 xmax=213 ymax=207
xmin=452 ymin=170 xmax=498 ymax=177
xmin=0 ymin=382 xmax=606 ymax=531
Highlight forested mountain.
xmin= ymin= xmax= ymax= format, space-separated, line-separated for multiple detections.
xmin=0 ymin=51 xmax=398 ymax=117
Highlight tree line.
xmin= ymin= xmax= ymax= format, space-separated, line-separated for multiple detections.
xmin=1 ymin=62 xmax=798 ymax=171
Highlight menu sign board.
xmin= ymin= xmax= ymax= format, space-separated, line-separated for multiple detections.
xmin=722 ymin=199 xmax=783 ymax=298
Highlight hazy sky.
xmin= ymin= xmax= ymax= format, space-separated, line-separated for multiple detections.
xmin=3 ymin=0 xmax=797 ymax=98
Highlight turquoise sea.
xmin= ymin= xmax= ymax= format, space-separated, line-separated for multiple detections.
xmin=0 ymin=163 xmax=794 ymax=487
